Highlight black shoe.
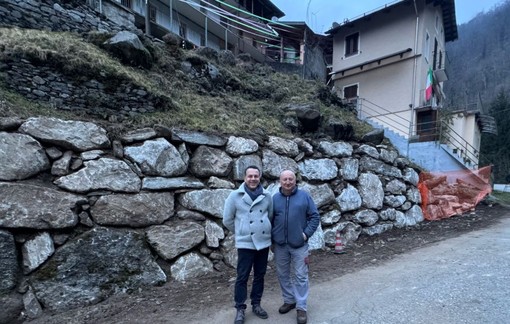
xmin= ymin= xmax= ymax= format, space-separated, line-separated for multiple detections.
xmin=278 ymin=302 xmax=296 ymax=314
xmin=234 ymin=308 xmax=245 ymax=324
xmin=252 ymin=304 xmax=268 ymax=319
xmin=297 ymin=309 xmax=307 ymax=324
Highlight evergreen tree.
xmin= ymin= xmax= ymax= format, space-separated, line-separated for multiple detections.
xmin=480 ymin=90 xmax=510 ymax=182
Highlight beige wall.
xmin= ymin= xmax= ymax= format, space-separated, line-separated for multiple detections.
xmin=331 ymin=0 xmax=451 ymax=138
xmin=449 ymin=113 xmax=481 ymax=165
xmin=336 ymin=59 xmax=415 ymax=137
xmin=331 ymin=6 xmax=416 ymax=69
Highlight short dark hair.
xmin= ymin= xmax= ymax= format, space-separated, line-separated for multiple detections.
xmin=245 ymin=165 xmax=261 ymax=176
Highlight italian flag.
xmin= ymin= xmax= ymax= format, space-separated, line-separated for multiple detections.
xmin=425 ymin=67 xmax=433 ymax=101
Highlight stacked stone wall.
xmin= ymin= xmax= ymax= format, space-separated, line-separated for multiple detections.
xmin=5 ymin=58 xmax=159 ymax=117
xmin=0 ymin=0 xmax=135 ymax=33
xmin=0 ymin=116 xmax=423 ymax=322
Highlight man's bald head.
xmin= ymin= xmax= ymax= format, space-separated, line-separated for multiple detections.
xmin=279 ymin=170 xmax=296 ymax=195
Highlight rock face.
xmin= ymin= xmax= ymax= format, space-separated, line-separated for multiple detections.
xmin=0 ymin=132 xmax=50 ymax=180
xmin=29 ymin=227 xmax=166 ymax=311
xmin=19 ymin=117 xmax=111 ymax=152
xmin=103 ymin=31 xmax=153 ymax=68
xmin=0 ymin=182 xmax=85 ymax=229
xmin=0 ymin=116 xmax=425 ymax=320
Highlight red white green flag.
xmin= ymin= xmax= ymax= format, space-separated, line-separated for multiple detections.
xmin=425 ymin=67 xmax=433 ymax=101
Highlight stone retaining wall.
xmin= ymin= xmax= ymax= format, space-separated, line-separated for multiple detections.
xmin=0 ymin=0 xmax=135 ymax=33
xmin=0 ymin=116 xmax=423 ymax=322
xmin=5 ymin=58 xmax=159 ymax=117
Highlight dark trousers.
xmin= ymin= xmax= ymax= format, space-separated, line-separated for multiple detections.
xmin=234 ymin=247 xmax=269 ymax=309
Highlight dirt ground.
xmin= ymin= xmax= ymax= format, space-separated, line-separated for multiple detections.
xmin=26 ymin=201 xmax=508 ymax=324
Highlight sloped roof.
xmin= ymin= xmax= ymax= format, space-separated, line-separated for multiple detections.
xmin=432 ymin=0 xmax=458 ymax=42
xmin=326 ymin=0 xmax=458 ymax=42
xmin=260 ymin=0 xmax=284 ymax=18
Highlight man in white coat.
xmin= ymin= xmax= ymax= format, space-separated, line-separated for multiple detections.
xmin=223 ymin=165 xmax=273 ymax=324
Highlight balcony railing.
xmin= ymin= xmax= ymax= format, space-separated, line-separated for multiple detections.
xmin=354 ymin=97 xmax=481 ymax=169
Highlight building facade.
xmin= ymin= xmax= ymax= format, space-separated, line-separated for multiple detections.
xmin=87 ymin=0 xmax=329 ymax=78
xmin=326 ymin=0 xmax=457 ymax=141
xmin=89 ymin=0 xmax=284 ymax=62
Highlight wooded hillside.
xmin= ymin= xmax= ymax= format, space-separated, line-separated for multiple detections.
xmin=445 ymin=0 xmax=510 ymax=182
xmin=444 ymin=0 xmax=510 ymax=111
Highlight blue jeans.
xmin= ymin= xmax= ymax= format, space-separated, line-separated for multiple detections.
xmin=234 ymin=248 xmax=269 ymax=310
xmin=274 ymin=243 xmax=309 ymax=311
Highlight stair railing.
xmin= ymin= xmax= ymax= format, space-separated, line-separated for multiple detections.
xmin=354 ymin=98 xmax=480 ymax=169
xmin=438 ymin=120 xmax=480 ymax=169
xmin=356 ymin=98 xmax=411 ymax=137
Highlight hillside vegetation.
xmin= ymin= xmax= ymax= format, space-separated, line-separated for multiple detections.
xmin=444 ymin=0 xmax=510 ymax=110
xmin=0 ymin=27 xmax=371 ymax=139
xmin=444 ymin=0 xmax=510 ymax=182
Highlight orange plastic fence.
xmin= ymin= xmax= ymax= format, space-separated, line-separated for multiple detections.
xmin=418 ymin=166 xmax=492 ymax=220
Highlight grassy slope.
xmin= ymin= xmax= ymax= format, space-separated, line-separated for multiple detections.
xmin=0 ymin=27 xmax=372 ymax=139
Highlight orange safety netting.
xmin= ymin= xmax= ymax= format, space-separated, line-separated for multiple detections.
xmin=418 ymin=166 xmax=492 ymax=221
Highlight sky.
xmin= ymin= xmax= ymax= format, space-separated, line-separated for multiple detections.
xmin=271 ymin=0 xmax=507 ymax=34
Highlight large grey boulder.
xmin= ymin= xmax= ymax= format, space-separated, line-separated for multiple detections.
xmin=171 ymin=129 xmax=227 ymax=147
xmin=318 ymin=141 xmax=353 ymax=157
xmin=142 ymin=176 xmax=205 ymax=190
xmin=233 ymin=155 xmax=262 ymax=181
xmin=298 ymin=158 xmax=338 ymax=181
xmin=359 ymin=156 xmax=402 ymax=178
xmin=189 ymin=146 xmax=232 ymax=177
xmin=266 ymin=136 xmax=299 ymax=157
xmin=361 ymin=128 xmax=384 ymax=145
xmin=170 ymin=252 xmax=214 ymax=282
xmin=336 ymin=184 xmax=362 ymax=212
xmin=54 ymin=158 xmax=141 ymax=193
xmin=226 ymin=136 xmax=258 ymax=156
xmin=178 ymin=189 xmax=232 ymax=218
xmin=22 ymin=232 xmax=54 ymax=274
xmin=124 ymin=138 xmax=187 ymax=177
xmin=262 ymin=150 xmax=298 ymax=179
xmin=0 ymin=182 xmax=85 ymax=229
xmin=19 ymin=117 xmax=110 ymax=152
xmin=340 ymin=157 xmax=359 ymax=181
xmin=0 ymin=132 xmax=50 ymax=180
xmin=29 ymin=227 xmax=166 ymax=311
xmin=299 ymin=182 xmax=336 ymax=208
xmin=358 ymin=173 xmax=384 ymax=210
xmin=145 ymin=222 xmax=204 ymax=261
xmin=103 ymin=31 xmax=153 ymax=68
xmin=204 ymin=220 xmax=225 ymax=248
xmin=90 ymin=192 xmax=174 ymax=227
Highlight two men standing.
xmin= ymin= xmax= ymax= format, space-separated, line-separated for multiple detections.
xmin=223 ymin=167 xmax=320 ymax=324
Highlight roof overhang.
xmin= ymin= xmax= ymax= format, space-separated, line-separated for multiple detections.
xmin=326 ymin=0 xmax=458 ymax=42
xmin=428 ymin=0 xmax=458 ymax=42
xmin=258 ymin=0 xmax=285 ymax=18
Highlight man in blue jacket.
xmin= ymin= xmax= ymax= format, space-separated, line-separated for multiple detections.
xmin=272 ymin=169 xmax=320 ymax=324
xmin=223 ymin=165 xmax=273 ymax=324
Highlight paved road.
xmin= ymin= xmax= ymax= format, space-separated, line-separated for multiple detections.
xmin=192 ymin=214 xmax=510 ymax=324
xmin=494 ymin=184 xmax=510 ymax=192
